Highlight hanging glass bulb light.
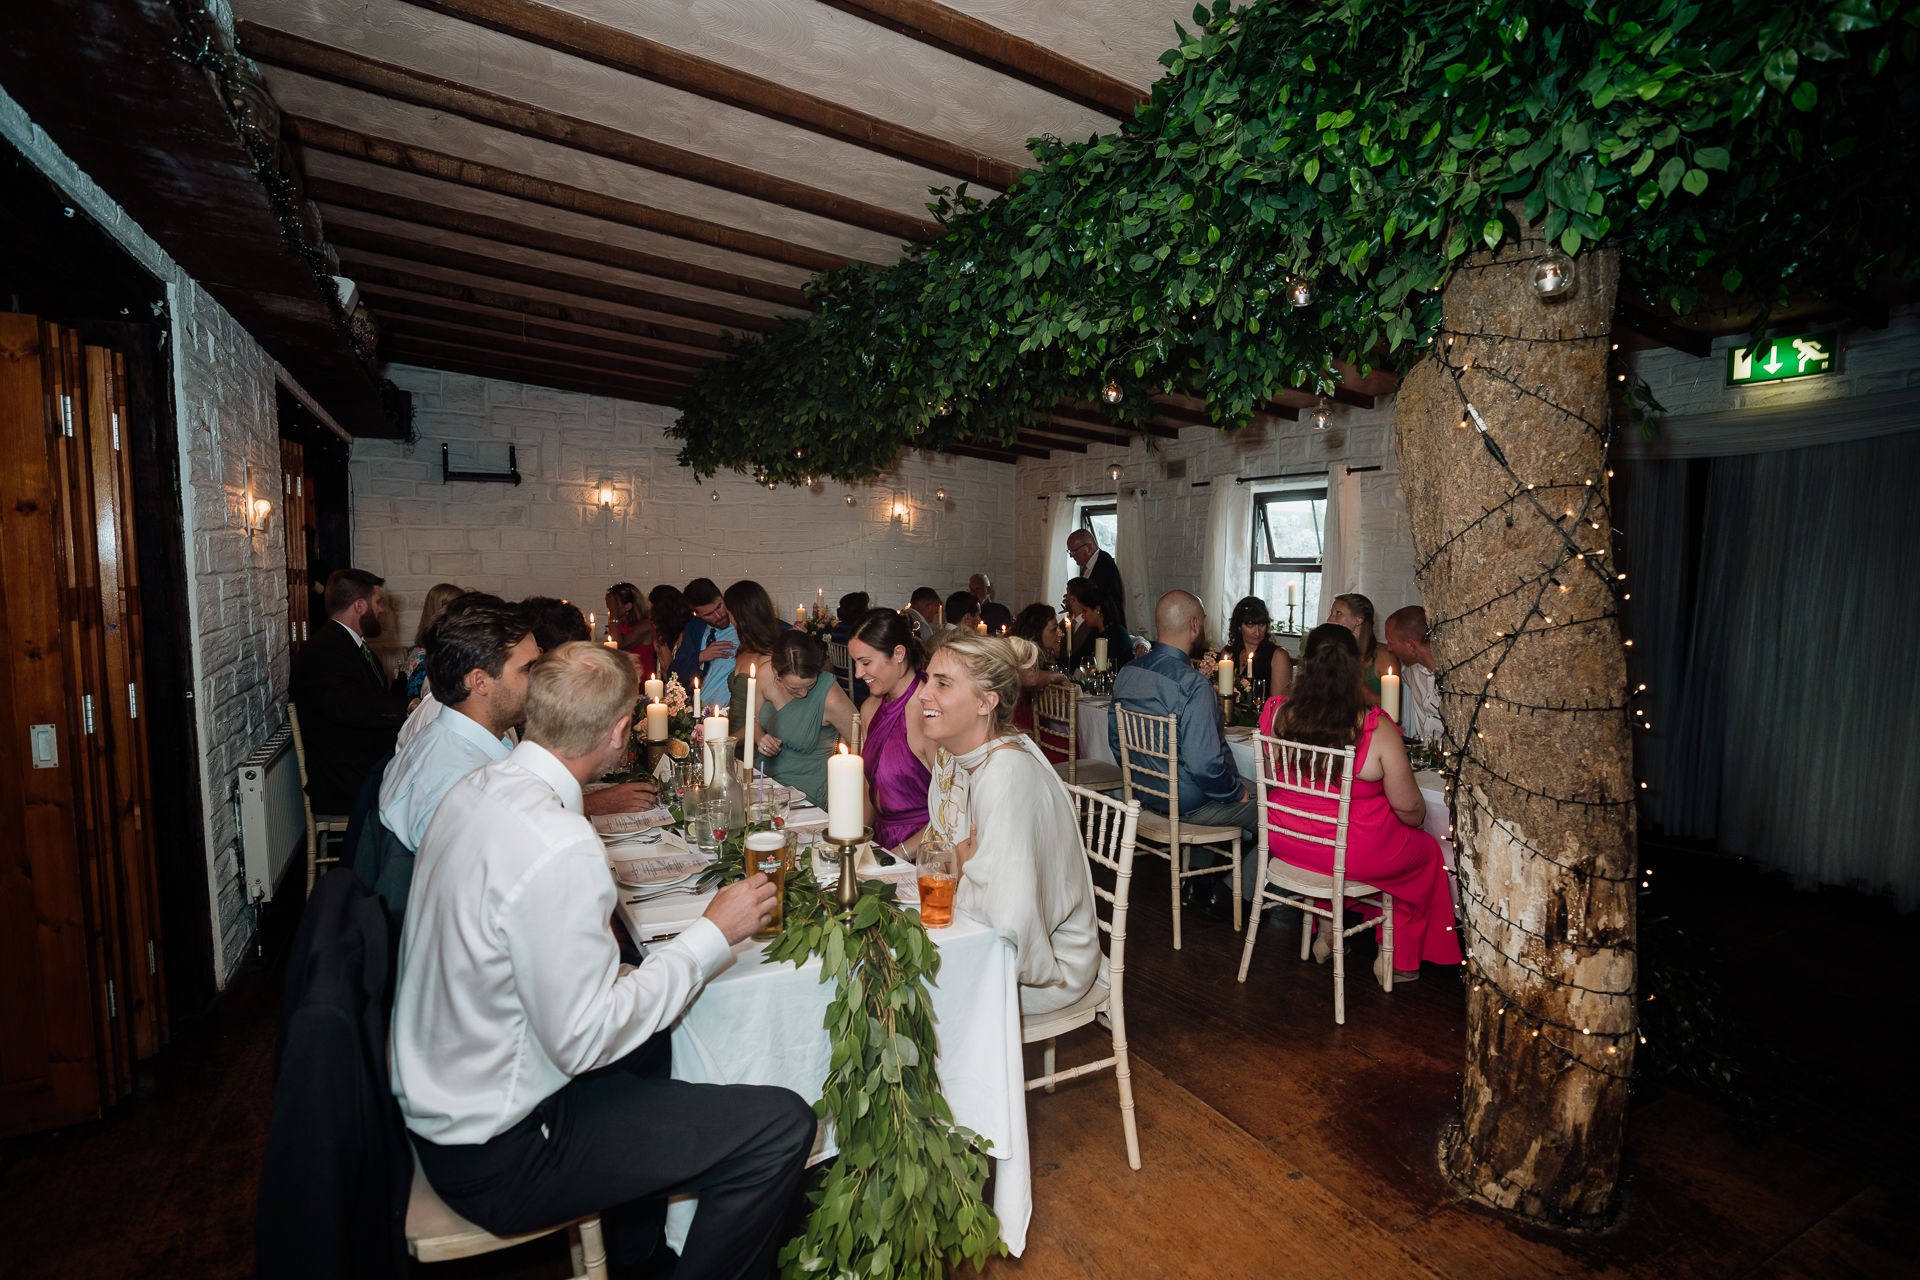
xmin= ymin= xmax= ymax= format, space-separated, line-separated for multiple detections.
xmin=935 ymin=399 xmax=952 ymax=417
xmin=1532 ymin=251 xmax=1576 ymax=298
xmin=709 ymin=490 xmax=720 ymax=502
xmin=1108 ymin=463 xmax=1122 ymax=482
xmin=1286 ymin=276 xmax=1315 ymax=308
xmin=1312 ymin=397 xmax=1332 ymax=430
xmin=845 ymin=494 xmax=856 ymax=506
xmin=934 ymin=487 xmax=948 ymax=502
xmin=1101 ymin=379 xmax=1122 ymax=404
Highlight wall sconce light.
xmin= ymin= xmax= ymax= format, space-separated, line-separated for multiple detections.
xmin=251 ymin=497 xmax=273 ymax=531
xmin=596 ymin=475 xmax=616 ymax=509
xmin=891 ymin=499 xmax=908 ymax=521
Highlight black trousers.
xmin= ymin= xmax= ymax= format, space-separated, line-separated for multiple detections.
xmin=414 ymin=1033 xmax=816 ymax=1280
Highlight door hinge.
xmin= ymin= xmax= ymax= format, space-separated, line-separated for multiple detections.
xmin=128 ymin=682 xmax=138 ymax=719
xmin=111 ymin=410 xmax=120 ymax=451
xmin=61 ymin=394 xmax=74 ymax=437
xmin=82 ymin=694 xmax=95 ymax=734
xmin=106 ymin=979 xmax=116 ymax=1018
xmin=148 ymin=939 xmax=156 ymax=975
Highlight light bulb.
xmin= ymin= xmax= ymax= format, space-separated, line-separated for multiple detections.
xmin=1101 ymin=379 xmax=1122 ymax=404
xmin=595 ymin=476 xmax=615 ymax=507
xmin=709 ymin=491 xmax=720 ymax=502
xmin=1286 ymin=276 xmax=1315 ymax=308
xmin=1532 ymin=251 xmax=1576 ymax=298
xmin=1108 ymin=464 xmax=1122 ymax=481
xmin=1312 ymin=397 xmax=1332 ymax=430
xmin=934 ymin=487 xmax=947 ymax=502
xmin=845 ymin=494 xmax=856 ymax=506
xmin=936 ymin=400 xmax=952 ymax=417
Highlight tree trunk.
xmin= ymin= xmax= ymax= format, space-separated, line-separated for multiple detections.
xmin=1394 ymin=218 xmax=1638 ymax=1226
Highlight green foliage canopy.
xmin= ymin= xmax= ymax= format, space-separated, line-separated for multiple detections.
xmin=672 ymin=0 xmax=1920 ymax=483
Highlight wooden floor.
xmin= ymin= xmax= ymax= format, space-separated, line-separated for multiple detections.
xmin=2 ymin=846 xmax=1915 ymax=1280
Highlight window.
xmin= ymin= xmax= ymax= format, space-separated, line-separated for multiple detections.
xmin=1251 ymin=487 xmax=1326 ymax=633
xmin=1078 ymin=503 xmax=1117 ymax=559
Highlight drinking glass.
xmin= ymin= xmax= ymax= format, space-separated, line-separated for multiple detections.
xmin=746 ymin=831 xmax=789 ymax=940
xmin=917 ymin=839 xmax=956 ymax=929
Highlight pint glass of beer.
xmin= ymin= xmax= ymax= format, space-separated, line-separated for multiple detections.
xmin=917 ymin=839 xmax=956 ymax=929
xmin=746 ymin=831 xmax=788 ymax=940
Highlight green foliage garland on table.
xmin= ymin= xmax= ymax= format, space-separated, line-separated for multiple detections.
xmin=702 ymin=830 xmax=1005 ymax=1279
xmin=672 ymin=0 xmax=1919 ymax=483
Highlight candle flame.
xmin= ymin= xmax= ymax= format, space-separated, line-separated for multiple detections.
xmin=750 ymin=663 xmax=757 ymax=677
xmin=839 ymin=743 xmax=849 ymax=755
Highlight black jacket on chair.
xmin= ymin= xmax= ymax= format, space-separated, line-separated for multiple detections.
xmin=291 ymin=620 xmax=410 ymax=814
xmin=256 ymin=869 xmax=412 ymax=1280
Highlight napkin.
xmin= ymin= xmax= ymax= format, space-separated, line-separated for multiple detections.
xmin=593 ymin=806 xmax=676 ymax=835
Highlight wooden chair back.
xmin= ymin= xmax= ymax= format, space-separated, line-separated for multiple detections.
xmin=1254 ymin=732 xmax=1358 ymax=889
xmin=288 ymin=705 xmax=348 ymax=895
xmin=1113 ymin=705 xmax=1182 ymax=841
xmin=828 ymin=641 xmax=852 ymax=698
xmin=1032 ymin=682 xmax=1078 ymax=777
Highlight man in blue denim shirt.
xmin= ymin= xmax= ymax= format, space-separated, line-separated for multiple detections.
xmin=1108 ymin=591 xmax=1257 ymax=920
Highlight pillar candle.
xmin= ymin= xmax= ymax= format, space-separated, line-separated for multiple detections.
xmin=743 ymin=664 xmax=758 ymax=767
xmin=646 ymin=701 xmax=668 ymax=741
xmin=827 ymin=743 xmax=864 ymax=839
xmin=796 ymin=604 xmax=806 ymax=622
xmin=1093 ymin=637 xmax=1109 ymax=672
xmin=644 ymin=677 xmax=664 ymax=702
xmin=1287 ymin=583 xmax=1297 ymax=606
xmin=1217 ymin=652 xmax=1234 ymax=697
xmin=817 ymin=587 xmax=824 ymax=613
xmin=703 ymin=709 xmax=730 ymax=783
xmin=976 ymin=621 xmax=987 ymax=634
xmin=1381 ymin=670 xmax=1402 ymax=727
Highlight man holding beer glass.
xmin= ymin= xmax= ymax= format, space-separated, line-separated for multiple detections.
xmin=914 ymin=633 xmax=1101 ymax=1015
xmin=392 ymin=642 xmax=813 ymax=1279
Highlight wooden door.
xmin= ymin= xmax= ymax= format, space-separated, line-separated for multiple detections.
xmin=282 ymin=438 xmax=310 ymax=656
xmin=0 ymin=316 xmax=167 ymax=1137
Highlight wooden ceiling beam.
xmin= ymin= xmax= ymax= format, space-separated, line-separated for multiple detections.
xmin=385 ymin=334 xmax=693 ymax=397
xmin=237 ymin=21 xmax=943 ymax=243
xmin=1035 ymin=417 xmax=1137 ymax=448
xmin=810 ymin=0 xmax=1147 ymax=120
xmin=939 ymin=443 xmax=1022 ymax=464
xmin=330 ymin=226 xmax=784 ymax=333
xmin=373 ymin=311 xmax=710 ymax=380
xmin=289 ymin=117 xmax=855 ymax=275
xmin=362 ymin=288 xmax=711 ymax=369
xmin=310 ymin=176 xmax=809 ymax=309
xmin=1015 ymin=428 xmax=1087 ymax=453
xmin=404 ymin=0 xmax=1025 ymax=190
xmin=387 ymin=347 xmax=685 ymax=408
xmin=1048 ymin=401 xmax=1181 ymax=439
xmin=346 ymin=263 xmax=731 ymax=352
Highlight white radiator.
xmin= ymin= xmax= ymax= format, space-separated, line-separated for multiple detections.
xmin=238 ymin=726 xmax=306 ymax=903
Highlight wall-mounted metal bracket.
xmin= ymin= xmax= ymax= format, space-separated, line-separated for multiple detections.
xmin=442 ymin=443 xmax=522 ymax=485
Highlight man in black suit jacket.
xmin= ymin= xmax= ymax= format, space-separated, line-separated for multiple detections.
xmin=1067 ymin=528 xmax=1128 ymax=635
xmin=291 ymin=569 xmax=414 ymax=814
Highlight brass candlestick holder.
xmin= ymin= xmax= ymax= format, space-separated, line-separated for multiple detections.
xmin=820 ymin=827 xmax=873 ymax=912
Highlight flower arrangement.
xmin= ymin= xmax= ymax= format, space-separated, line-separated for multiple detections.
xmin=661 ymin=674 xmax=696 ymax=742
xmin=801 ymin=610 xmax=836 ymax=645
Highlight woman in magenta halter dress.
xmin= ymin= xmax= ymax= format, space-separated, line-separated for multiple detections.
xmin=865 ymin=670 xmax=932 ymax=847
xmin=1258 ymin=630 xmax=1461 ymax=972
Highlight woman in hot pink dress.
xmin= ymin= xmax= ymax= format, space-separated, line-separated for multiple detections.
xmin=1258 ymin=624 xmax=1460 ymax=982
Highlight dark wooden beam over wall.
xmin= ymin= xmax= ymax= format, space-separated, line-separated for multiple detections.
xmin=237 ymin=22 xmax=943 ymax=243
xmin=404 ymin=0 xmax=1026 ymax=189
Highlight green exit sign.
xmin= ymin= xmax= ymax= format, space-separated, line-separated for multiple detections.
xmin=1726 ymin=331 xmax=1840 ymax=386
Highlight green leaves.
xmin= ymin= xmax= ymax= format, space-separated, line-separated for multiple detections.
xmin=670 ymin=0 xmax=1920 ymax=488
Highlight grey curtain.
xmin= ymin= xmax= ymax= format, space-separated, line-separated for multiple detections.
xmin=1618 ymin=428 xmax=1920 ymax=907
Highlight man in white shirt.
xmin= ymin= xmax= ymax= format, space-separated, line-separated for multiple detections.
xmin=393 ymin=643 xmax=805 ymax=1279
xmin=1384 ymin=605 xmax=1443 ymax=740
xmin=379 ymin=596 xmax=536 ymax=851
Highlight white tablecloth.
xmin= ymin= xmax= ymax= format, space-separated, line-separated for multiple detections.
xmin=645 ymin=908 xmax=1031 ymax=1256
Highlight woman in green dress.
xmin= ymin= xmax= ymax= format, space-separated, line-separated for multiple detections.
xmin=753 ymin=630 xmax=859 ymax=807
xmin=1328 ymin=592 xmax=1388 ymax=707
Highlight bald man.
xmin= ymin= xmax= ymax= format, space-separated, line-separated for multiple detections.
xmin=1066 ymin=529 xmax=1127 ymax=634
xmin=1384 ymin=606 xmax=1441 ymax=740
xmin=1107 ymin=591 xmax=1255 ymax=922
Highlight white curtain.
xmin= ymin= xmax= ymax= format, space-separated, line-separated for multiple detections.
xmin=1613 ymin=386 xmax=1920 ymax=460
xmin=1200 ymin=480 xmax=1252 ymax=644
xmin=1113 ymin=486 xmax=1150 ymax=639
xmin=1620 ymin=427 xmax=1920 ymax=907
xmin=1318 ymin=467 xmax=1361 ymax=616
xmin=1038 ymin=491 xmax=1075 ymax=617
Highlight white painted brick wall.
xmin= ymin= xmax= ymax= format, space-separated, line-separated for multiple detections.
xmin=2 ymin=86 xmax=292 ymax=986
xmin=1619 ymin=304 xmax=1920 ymax=415
xmin=351 ymin=366 xmax=1019 ymax=647
xmin=1013 ymin=399 xmax=1419 ymax=631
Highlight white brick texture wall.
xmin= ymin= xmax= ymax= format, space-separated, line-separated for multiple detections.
xmin=351 ymin=366 xmax=1020 ymax=648
xmin=1619 ymin=304 xmax=1920 ymax=415
xmin=1013 ymin=400 xmax=1420 ymax=630
xmin=3 ymin=86 xmax=292 ymax=986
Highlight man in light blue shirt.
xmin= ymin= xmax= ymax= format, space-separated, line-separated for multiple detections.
xmin=684 ymin=577 xmax=738 ymax=706
xmin=1109 ymin=591 xmax=1257 ymax=921
xmin=380 ymin=597 xmax=539 ymax=852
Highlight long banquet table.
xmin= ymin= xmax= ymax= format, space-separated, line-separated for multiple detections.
xmin=613 ymin=889 xmax=1033 ymax=1257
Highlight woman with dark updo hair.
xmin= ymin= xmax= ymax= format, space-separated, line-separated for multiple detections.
xmin=1257 ymin=624 xmax=1460 ymax=985
xmin=848 ymin=609 xmax=934 ymax=851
